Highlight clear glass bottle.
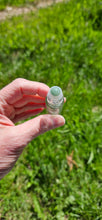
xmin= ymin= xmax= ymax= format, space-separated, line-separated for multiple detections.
xmin=46 ymin=86 xmax=64 ymax=115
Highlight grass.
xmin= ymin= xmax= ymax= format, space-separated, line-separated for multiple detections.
xmin=0 ymin=0 xmax=102 ymax=219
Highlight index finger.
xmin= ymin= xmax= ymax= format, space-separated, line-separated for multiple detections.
xmin=0 ymin=78 xmax=50 ymax=104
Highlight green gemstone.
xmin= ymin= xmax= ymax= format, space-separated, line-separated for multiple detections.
xmin=50 ymin=86 xmax=60 ymax=96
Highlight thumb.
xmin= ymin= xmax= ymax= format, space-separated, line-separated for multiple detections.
xmin=0 ymin=115 xmax=65 ymax=179
xmin=15 ymin=114 xmax=65 ymax=147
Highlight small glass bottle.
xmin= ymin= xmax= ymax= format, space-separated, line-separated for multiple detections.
xmin=46 ymin=86 xmax=64 ymax=115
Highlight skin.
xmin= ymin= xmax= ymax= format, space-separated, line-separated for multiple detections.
xmin=0 ymin=78 xmax=65 ymax=180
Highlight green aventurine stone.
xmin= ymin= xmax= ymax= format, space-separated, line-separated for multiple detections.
xmin=50 ymin=86 xmax=60 ymax=96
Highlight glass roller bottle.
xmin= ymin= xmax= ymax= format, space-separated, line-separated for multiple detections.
xmin=46 ymin=86 xmax=64 ymax=115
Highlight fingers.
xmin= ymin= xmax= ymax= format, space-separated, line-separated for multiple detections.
xmin=12 ymin=98 xmax=45 ymax=122
xmin=0 ymin=78 xmax=49 ymax=104
xmin=15 ymin=103 xmax=45 ymax=115
xmin=14 ymin=115 xmax=65 ymax=146
xmin=64 ymin=97 xmax=66 ymax=103
xmin=12 ymin=108 xmax=44 ymax=123
xmin=13 ymin=94 xmax=45 ymax=108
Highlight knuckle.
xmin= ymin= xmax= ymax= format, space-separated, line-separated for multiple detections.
xmin=39 ymin=116 xmax=49 ymax=132
xmin=13 ymin=78 xmax=24 ymax=86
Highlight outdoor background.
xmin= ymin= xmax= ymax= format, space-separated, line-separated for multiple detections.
xmin=0 ymin=0 xmax=102 ymax=219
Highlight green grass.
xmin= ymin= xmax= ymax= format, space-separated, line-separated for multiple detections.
xmin=0 ymin=0 xmax=102 ymax=219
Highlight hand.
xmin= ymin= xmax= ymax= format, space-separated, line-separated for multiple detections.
xmin=0 ymin=78 xmax=65 ymax=180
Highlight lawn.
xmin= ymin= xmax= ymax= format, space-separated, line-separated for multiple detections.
xmin=0 ymin=0 xmax=102 ymax=219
